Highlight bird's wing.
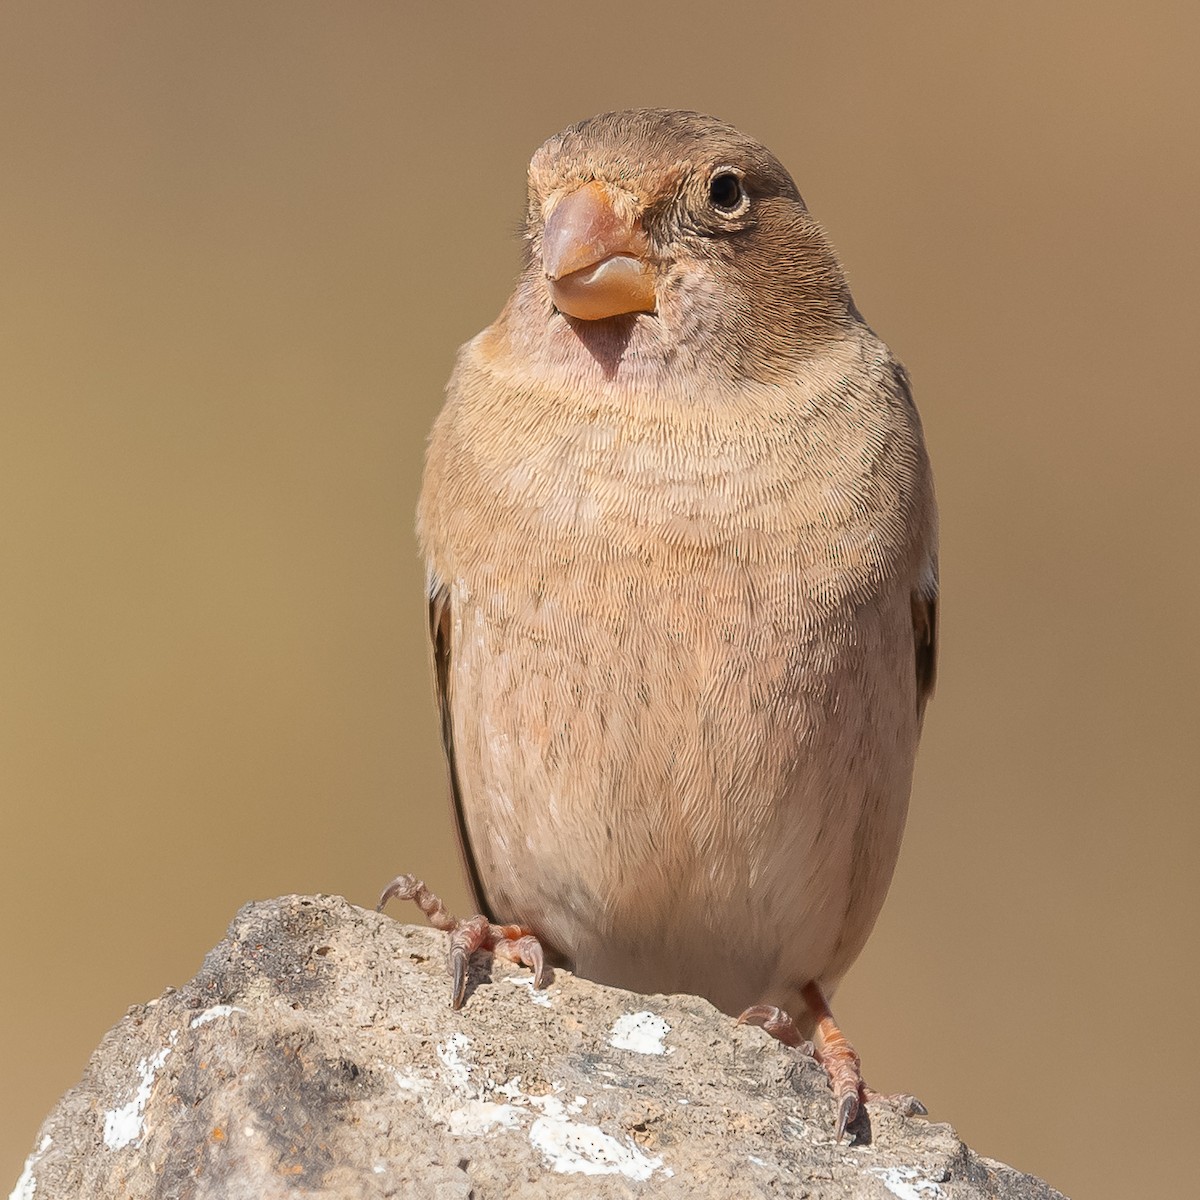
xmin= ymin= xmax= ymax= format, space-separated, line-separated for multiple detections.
xmin=428 ymin=576 xmax=495 ymax=920
xmin=912 ymin=586 xmax=938 ymax=719
xmin=888 ymin=362 xmax=940 ymax=720
xmin=890 ymin=361 xmax=939 ymax=719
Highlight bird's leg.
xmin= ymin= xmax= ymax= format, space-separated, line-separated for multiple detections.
xmin=376 ymin=874 xmax=549 ymax=1009
xmin=739 ymin=985 xmax=926 ymax=1140
xmin=800 ymin=982 xmax=865 ymax=1138
xmin=800 ymin=982 xmax=928 ymax=1136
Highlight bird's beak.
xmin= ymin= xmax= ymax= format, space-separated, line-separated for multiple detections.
xmin=541 ymin=182 xmax=656 ymax=321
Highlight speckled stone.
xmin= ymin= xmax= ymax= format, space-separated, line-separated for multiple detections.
xmin=10 ymin=895 xmax=1065 ymax=1200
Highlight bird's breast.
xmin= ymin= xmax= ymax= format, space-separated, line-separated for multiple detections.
xmin=416 ymin=338 xmax=930 ymax=1002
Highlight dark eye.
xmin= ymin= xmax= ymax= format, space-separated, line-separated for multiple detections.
xmin=708 ymin=171 xmax=746 ymax=214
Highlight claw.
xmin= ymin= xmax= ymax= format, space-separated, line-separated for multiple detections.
xmin=518 ymin=935 xmax=547 ymax=989
xmin=445 ymin=914 xmax=487 ymax=1009
xmin=376 ymin=874 xmax=456 ymax=932
xmin=836 ymin=1092 xmax=859 ymax=1141
xmin=376 ymin=873 xmax=418 ymax=912
xmin=376 ymin=874 xmax=550 ymax=1008
xmin=451 ymin=949 xmax=469 ymax=1010
xmin=736 ymin=1004 xmax=808 ymax=1049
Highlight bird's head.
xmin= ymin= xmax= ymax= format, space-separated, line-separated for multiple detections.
xmin=514 ymin=109 xmax=853 ymax=383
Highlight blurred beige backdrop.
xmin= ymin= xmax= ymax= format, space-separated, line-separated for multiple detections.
xmin=2 ymin=4 xmax=1197 ymax=1197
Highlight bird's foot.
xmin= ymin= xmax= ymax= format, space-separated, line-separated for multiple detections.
xmin=739 ymin=987 xmax=926 ymax=1141
xmin=737 ymin=1004 xmax=815 ymax=1054
xmin=376 ymin=874 xmax=550 ymax=1009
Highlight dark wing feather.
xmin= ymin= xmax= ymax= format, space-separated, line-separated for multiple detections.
xmin=911 ymin=591 xmax=938 ymax=719
xmin=429 ymin=580 xmax=495 ymax=920
xmin=890 ymin=360 xmax=939 ymax=720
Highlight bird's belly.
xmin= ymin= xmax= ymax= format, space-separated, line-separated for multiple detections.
xmin=447 ymin=561 xmax=919 ymax=1015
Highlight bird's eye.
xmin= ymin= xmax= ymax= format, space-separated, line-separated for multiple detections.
xmin=708 ymin=171 xmax=747 ymax=214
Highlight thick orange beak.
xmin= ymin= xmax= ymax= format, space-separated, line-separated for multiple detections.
xmin=541 ymin=182 xmax=656 ymax=321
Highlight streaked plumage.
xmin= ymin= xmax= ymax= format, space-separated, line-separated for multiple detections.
xmin=407 ymin=109 xmax=936 ymax=1134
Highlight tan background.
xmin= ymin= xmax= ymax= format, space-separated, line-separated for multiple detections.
xmin=2 ymin=3 xmax=1196 ymax=1197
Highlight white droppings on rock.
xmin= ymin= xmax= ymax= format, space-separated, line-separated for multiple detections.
xmin=867 ymin=1165 xmax=945 ymax=1199
xmin=386 ymin=1042 xmax=671 ymax=1177
xmin=448 ymin=1068 xmax=588 ymax=1136
xmin=608 ymin=1011 xmax=671 ymax=1055
xmin=529 ymin=1115 xmax=668 ymax=1179
xmin=493 ymin=1076 xmax=524 ymax=1100
xmin=189 ymin=1004 xmax=244 ymax=1028
xmin=103 ymin=1035 xmax=176 ymax=1150
xmin=524 ymin=1090 xmax=587 ymax=1120
xmin=435 ymin=1033 xmax=473 ymax=1090
xmin=9 ymin=1134 xmax=51 ymax=1200
xmin=508 ymin=975 xmax=553 ymax=1006
xmin=446 ymin=1100 xmax=523 ymax=1136
xmin=393 ymin=1069 xmax=432 ymax=1096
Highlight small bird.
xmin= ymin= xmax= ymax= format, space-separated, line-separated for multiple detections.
xmin=381 ymin=109 xmax=937 ymax=1138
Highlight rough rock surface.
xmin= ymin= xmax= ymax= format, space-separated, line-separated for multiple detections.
xmin=11 ymin=895 xmax=1064 ymax=1199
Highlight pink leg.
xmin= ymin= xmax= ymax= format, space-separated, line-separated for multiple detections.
xmin=377 ymin=875 xmax=549 ymax=1009
xmin=739 ymin=985 xmax=926 ymax=1140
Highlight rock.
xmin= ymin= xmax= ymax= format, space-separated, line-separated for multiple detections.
xmin=10 ymin=895 xmax=1064 ymax=1199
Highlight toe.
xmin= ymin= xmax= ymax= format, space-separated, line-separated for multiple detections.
xmin=737 ymin=1005 xmax=807 ymax=1049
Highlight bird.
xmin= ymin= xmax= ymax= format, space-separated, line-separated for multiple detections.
xmin=380 ymin=108 xmax=938 ymax=1139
